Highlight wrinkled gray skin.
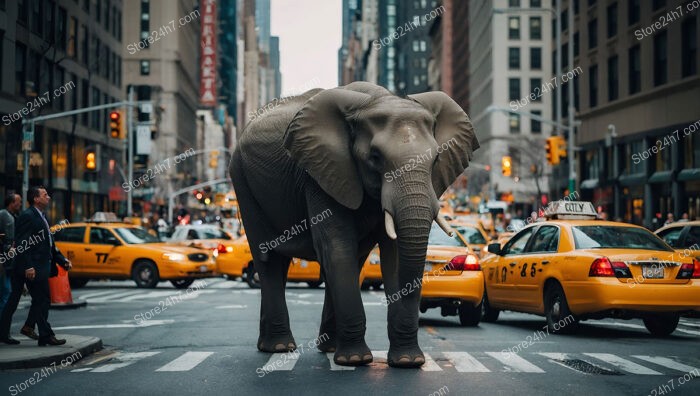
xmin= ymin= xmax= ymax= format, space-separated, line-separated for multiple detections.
xmin=229 ymin=82 xmax=478 ymax=368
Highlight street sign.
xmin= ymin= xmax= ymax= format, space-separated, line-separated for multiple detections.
xmin=136 ymin=125 xmax=152 ymax=155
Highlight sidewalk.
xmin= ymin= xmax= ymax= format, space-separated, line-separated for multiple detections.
xmin=0 ymin=334 xmax=102 ymax=370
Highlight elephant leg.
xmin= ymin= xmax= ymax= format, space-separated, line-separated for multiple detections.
xmin=256 ymin=251 xmax=296 ymax=353
xmin=378 ymin=235 xmax=425 ymax=368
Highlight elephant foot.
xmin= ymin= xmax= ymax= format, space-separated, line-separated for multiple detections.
xmin=257 ymin=334 xmax=297 ymax=353
xmin=333 ymin=341 xmax=373 ymax=366
xmin=387 ymin=345 xmax=425 ymax=368
xmin=317 ymin=332 xmax=336 ymax=353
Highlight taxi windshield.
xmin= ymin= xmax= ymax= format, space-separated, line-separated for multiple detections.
xmin=114 ymin=227 xmax=160 ymax=244
xmin=453 ymin=226 xmax=487 ymax=244
xmin=572 ymin=226 xmax=673 ymax=251
xmin=428 ymin=224 xmax=466 ymax=247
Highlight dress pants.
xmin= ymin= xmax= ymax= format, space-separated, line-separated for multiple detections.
xmin=0 ymin=268 xmax=39 ymax=339
xmin=26 ymin=275 xmax=54 ymax=340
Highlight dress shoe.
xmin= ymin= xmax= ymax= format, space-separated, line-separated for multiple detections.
xmin=21 ymin=326 xmax=39 ymax=340
xmin=38 ymin=336 xmax=66 ymax=346
xmin=1 ymin=337 xmax=20 ymax=345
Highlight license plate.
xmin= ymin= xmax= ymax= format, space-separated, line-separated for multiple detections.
xmin=199 ymin=265 xmax=208 ymax=272
xmin=642 ymin=265 xmax=664 ymax=279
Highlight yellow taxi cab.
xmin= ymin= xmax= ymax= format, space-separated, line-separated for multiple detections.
xmin=54 ymin=220 xmax=216 ymax=289
xmin=359 ymin=247 xmax=382 ymax=290
xmin=359 ymin=222 xmax=484 ymax=326
xmin=217 ymin=233 xmax=323 ymax=288
xmin=655 ymin=220 xmax=700 ymax=257
xmin=481 ymin=201 xmax=700 ymax=336
xmin=449 ymin=221 xmax=490 ymax=258
xmin=168 ymin=224 xmax=236 ymax=255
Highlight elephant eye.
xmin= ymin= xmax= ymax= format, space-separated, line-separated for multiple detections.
xmin=368 ymin=149 xmax=383 ymax=169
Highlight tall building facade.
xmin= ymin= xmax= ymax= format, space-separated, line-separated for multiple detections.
xmin=122 ymin=0 xmax=201 ymax=214
xmin=219 ymin=0 xmax=239 ymax=124
xmin=564 ymin=0 xmax=700 ymax=226
xmin=394 ymin=0 xmax=436 ymax=94
xmin=469 ymin=0 xmax=553 ymax=210
xmin=0 ymin=0 xmax=124 ymax=222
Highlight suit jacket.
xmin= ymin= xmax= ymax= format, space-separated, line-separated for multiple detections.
xmin=0 ymin=209 xmax=16 ymax=269
xmin=14 ymin=207 xmax=68 ymax=279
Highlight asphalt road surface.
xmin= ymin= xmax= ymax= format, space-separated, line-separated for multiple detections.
xmin=1 ymin=278 xmax=699 ymax=396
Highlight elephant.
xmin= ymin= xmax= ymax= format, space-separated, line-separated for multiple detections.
xmin=229 ymin=81 xmax=479 ymax=368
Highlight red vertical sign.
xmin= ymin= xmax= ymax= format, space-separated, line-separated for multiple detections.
xmin=200 ymin=0 xmax=218 ymax=106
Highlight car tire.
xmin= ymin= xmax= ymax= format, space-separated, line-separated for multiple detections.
xmin=132 ymin=260 xmax=160 ymax=288
xmin=360 ymin=281 xmax=370 ymax=291
xmin=544 ymin=283 xmax=579 ymax=334
xmin=245 ymin=262 xmax=261 ymax=289
xmin=170 ymin=279 xmax=195 ymax=289
xmin=69 ymin=277 xmax=89 ymax=289
xmin=306 ymin=281 xmax=323 ymax=288
xmin=371 ymin=281 xmax=383 ymax=290
xmin=459 ymin=301 xmax=482 ymax=326
xmin=643 ymin=313 xmax=680 ymax=336
xmin=481 ymin=291 xmax=500 ymax=322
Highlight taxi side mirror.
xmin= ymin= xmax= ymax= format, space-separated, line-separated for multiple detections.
xmin=487 ymin=243 xmax=502 ymax=255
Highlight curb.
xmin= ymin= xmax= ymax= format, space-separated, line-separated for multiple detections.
xmin=0 ymin=335 xmax=103 ymax=370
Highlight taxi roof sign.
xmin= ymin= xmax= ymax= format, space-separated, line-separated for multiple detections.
xmin=89 ymin=212 xmax=120 ymax=222
xmin=546 ymin=201 xmax=598 ymax=220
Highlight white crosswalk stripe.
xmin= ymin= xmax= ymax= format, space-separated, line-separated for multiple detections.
xmin=66 ymin=350 xmax=699 ymax=375
xmin=155 ymin=352 xmax=214 ymax=372
xmin=486 ymin=351 xmax=545 ymax=373
xmin=584 ymin=353 xmax=662 ymax=375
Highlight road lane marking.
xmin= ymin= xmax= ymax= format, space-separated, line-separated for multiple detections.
xmin=631 ymin=356 xmax=698 ymax=373
xmin=215 ymin=304 xmax=248 ymax=309
xmin=53 ymin=320 xmax=174 ymax=330
xmin=443 ymin=352 xmax=490 ymax=372
xmin=593 ymin=321 xmax=700 ymax=336
xmin=486 ymin=351 xmax=545 ymax=373
xmin=76 ymin=290 xmax=125 ymax=299
xmin=679 ymin=321 xmax=700 ymax=328
xmin=86 ymin=290 xmax=148 ymax=302
xmin=261 ymin=353 xmax=300 ymax=372
xmin=90 ymin=352 xmax=160 ymax=373
xmin=584 ymin=353 xmax=662 ymax=375
xmin=421 ymin=353 xmax=442 ymax=371
xmin=326 ymin=353 xmax=356 ymax=371
xmin=156 ymin=352 xmax=214 ymax=372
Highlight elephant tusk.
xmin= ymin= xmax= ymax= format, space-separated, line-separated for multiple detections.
xmin=435 ymin=215 xmax=454 ymax=237
xmin=385 ymin=211 xmax=397 ymax=240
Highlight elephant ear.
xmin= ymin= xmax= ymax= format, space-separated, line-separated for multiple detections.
xmin=408 ymin=92 xmax=480 ymax=198
xmin=284 ymin=88 xmax=372 ymax=210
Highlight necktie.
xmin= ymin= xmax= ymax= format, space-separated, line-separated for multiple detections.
xmin=39 ymin=211 xmax=53 ymax=248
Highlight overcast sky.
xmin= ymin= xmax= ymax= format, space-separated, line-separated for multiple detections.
xmin=270 ymin=0 xmax=342 ymax=96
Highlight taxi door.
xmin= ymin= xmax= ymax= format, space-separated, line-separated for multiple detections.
xmin=86 ymin=226 xmax=122 ymax=276
xmin=514 ymin=225 xmax=561 ymax=310
xmin=486 ymin=227 xmax=535 ymax=306
xmin=53 ymin=226 xmax=88 ymax=275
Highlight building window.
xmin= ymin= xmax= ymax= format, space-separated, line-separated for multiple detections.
xmin=31 ymin=0 xmax=42 ymax=36
xmin=55 ymin=67 xmax=64 ymax=110
xmin=589 ymin=64 xmax=598 ymax=108
xmin=57 ymin=7 xmax=67 ymax=51
xmin=509 ymin=78 xmax=521 ymax=101
xmin=652 ymin=0 xmax=666 ymax=11
xmin=530 ymin=47 xmax=542 ymax=69
xmin=45 ymin=1 xmax=55 ymax=41
xmin=68 ymin=16 xmax=77 ymax=58
xmin=531 ymin=110 xmax=542 ymax=133
xmin=653 ymin=31 xmax=667 ymax=86
xmin=530 ymin=17 xmax=542 ymax=40
xmin=96 ymin=0 xmax=101 ymax=23
xmin=509 ymin=114 xmax=520 ymax=134
xmin=509 ymin=47 xmax=520 ymax=69
xmin=140 ymin=0 xmax=150 ymax=45
xmin=509 ymin=17 xmax=520 ymax=40
xmin=607 ymin=2 xmax=617 ymax=38
xmin=607 ymin=55 xmax=618 ymax=101
xmin=682 ymin=18 xmax=697 ymax=77
xmin=509 ymin=0 xmax=520 ymax=7
xmin=90 ymin=87 xmax=100 ymax=130
xmin=573 ymin=32 xmax=579 ymax=56
xmin=561 ymin=9 xmax=568 ymax=31
xmin=574 ymin=0 xmax=579 ymax=14
xmin=81 ymin=79 xmax=88 ymax=126
xmin=18 ymin=0 xmax=28 ymax=25
xmin=531 ymin=0 xmax=541 ymax=7
xmin=562 ymin=43 xmax=569 ymax=67
xmin=15 ymin=44 xmax=26 ymax=96
xmin=588 ymin=19 xmax=597 ymax=49
xmin=530 ymin=78 xmax=542 ymax=102
xmin=629 ymin=45 xmax=641 ymax=94
xmin=588 ymin=0 xmax=596 ymax=6
xmin=628 ymin=0 xmax=640 ymax=25
xmin=81 ymin=25 xmax=89 ymax=66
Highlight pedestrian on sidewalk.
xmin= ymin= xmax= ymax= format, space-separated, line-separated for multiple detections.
xmin=0 ymin=191 xmax=40 ymax=344
xmin=0 ymin=192 xmax=22 ymax=312
xmin=13 ymin=186 xmax=72 ymax=346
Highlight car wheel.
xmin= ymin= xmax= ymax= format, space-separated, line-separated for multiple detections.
xmin=69 ymin=277 xmax=89 ymax=289
xmin=643 ymin=313 xmax=680 ymax=336
xmin=481 ymin=291 xmax=500 ymax=322
xmin=170 ymin=279 xmax=195 ymax=289
xmin=544 ymin=283 xmax=579 ymax=334
xmin=306 ymin=281 xmax=323 ymax=288
xmin=371 ymin=281 xmax=383 ymax=290
xmin=459 ymin=301 xmax=482 ymax=326
xmin=245 ymin=263 xmax=261 ymax=289
xmin=360 ymin=281 xmax=370 ymax=291
xmin=132 ymin=260 xmax=160 ymax=288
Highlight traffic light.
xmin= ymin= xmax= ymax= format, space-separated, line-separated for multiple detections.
xmin=109 ymin=111 xmax=123 ymax=139
xmin=86 ymin=148 xmax=97 ymax=171
xmin=556 ymin=136 xmax=567 ymax=159
xmin=545 ymin=136 xmax=560 ymax=165
xmin=501 ymin=156 xmax=512 ymax=177
xmin=209 ymin=150 xmax=219 ymax=168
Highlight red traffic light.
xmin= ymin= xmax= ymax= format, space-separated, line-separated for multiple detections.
xmin=110 ymin=111 xmax=120 ymax=120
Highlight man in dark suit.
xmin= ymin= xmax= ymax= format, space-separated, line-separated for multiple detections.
xmin=13 ymin=186 xmax=71 ymax=346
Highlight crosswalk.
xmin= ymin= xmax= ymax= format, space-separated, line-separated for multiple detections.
xmin=70 ymin=349 xmax=700 ymax=376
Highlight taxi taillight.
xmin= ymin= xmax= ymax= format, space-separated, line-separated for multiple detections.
xmin=216 ymin=244 xmax=230 ymax=254
xmin=589 ymin=257 xmax=631 ymax=278
xmin=678 ymin=259 xmax=700 ymax=279
xmin=448 ymin=254 xmax=480 ymax=271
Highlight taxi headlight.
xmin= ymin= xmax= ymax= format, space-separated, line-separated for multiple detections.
xmin=162 ymin=253 xmax=186 ymax=261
